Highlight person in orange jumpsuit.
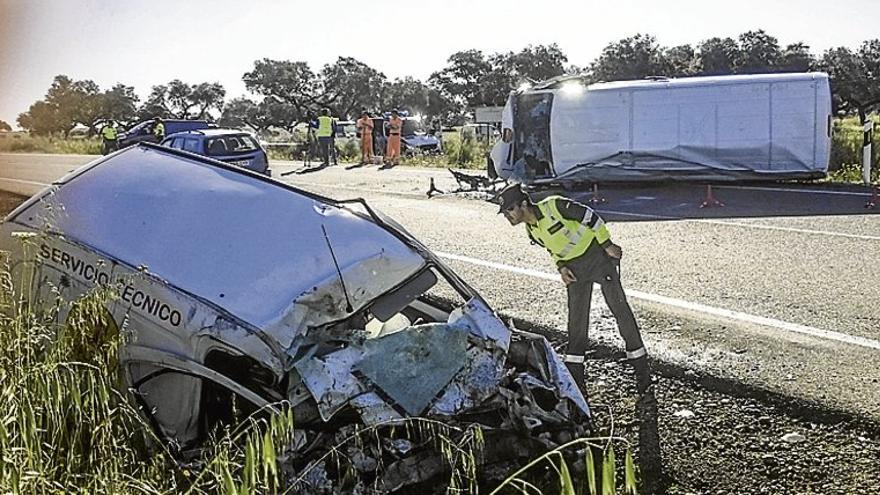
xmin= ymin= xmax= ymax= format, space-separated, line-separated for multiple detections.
xmin=385 ymin=109 xmax=403 ymax=167
xmin=356 ymin=109 xmax=374 ymax=165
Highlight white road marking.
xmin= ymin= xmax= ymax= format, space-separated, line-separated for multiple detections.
xmin=435 ymin=251 xmax=880 ymax=351
xmin=599 ymin=209 xmax=880 ymax=241
xmin=288 ymin=182 xmax=879 ymax=242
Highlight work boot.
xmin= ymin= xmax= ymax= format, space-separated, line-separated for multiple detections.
xmin=630 ymin=355 xmax=653 ymax=394
xmin=564 ymin=361 xmax=585 ymax=392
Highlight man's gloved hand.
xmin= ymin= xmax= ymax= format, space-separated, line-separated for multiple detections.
xmin=559 ymin=266 xmax=578 ymax=285
xmin=604 ymin=243 xmax=623 ymax=260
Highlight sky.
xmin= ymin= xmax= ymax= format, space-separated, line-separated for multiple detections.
xmin=1 ymin=0 xmax=879 ymax=127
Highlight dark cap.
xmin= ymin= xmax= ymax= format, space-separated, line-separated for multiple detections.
xmin=495 ymin=183 xmax=528 ymax=213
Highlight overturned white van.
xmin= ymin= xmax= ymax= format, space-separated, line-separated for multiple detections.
xmin=491 ymin=72 xmax=832 ymax=184
xmin=0 ymin=144 xmax=589 ymax=481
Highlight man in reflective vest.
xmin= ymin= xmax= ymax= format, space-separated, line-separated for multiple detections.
xmin=384 ymin=109 xmax=403 ymax=167
xmin=497 ymin=184 xmax=651 ymax=393
xmin=356 ymin=109 xmax=374 ymax=165
xmin=152 ymin=117 xmax=165 ymax=141
xmin=316 ymin=108 xmax=334 ymax=167
xmin=100 ymin=120 xmax=118 ymax=155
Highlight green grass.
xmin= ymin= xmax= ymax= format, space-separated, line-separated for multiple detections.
xmin=0 ymin=234 xmax=635 ymax=493
xmin=0 ymin=133 xmax=101 ymax=155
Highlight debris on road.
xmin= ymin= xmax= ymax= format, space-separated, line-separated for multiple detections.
xmin=427 ymin=168 xmax=505 ymax=198
xmin=673 ymin=409 xmax=696 ymax=419
xmin=782 ymin=432 xmax=807 ymax=444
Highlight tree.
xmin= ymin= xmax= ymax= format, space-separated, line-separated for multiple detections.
xmin=429 ymin=49 xmax=493 ymax=108
xmin=0 ymin=120 xmax=12 ymax=132
xmin=18 ymin=100 xmax=68 ymax=136
xmin=735 ymin=30 xmax=782 ymax=73
xmin=381 ymin=77 xmax=455 ymax=118
xmin=138 ymin=84 xmax=172 ymax=120
xmin=779 ymin=42 xmax=815 ymax=72
xmin=510 ymin=44 xmax=569 ymax=83
xmin=100 ymin=84 xmax=139 ymax=125
xmin=218 ymin=96 xmax=296 ymax=132
xmin=243 ymin=59 xmax=320 ymax=122
xmin=697 ymin=37 xmax=740 ymax=75
xmin=430 ymin=44 xmax=571 ymax=109
xmin=219 ymin=97 xmax=259 ymax=130
xmin=137 ymin=80 xmax=225 ymax=120
xmin=319 ymin=57 xmax=387 ymax=119
xmin=590 ymin=34 xmax=670 ymax=81
xmin=820 ymin=40 xmax=880 ymax=123
xmin=664 ymin=44 xmax=697 ymax=77
xmin=23 ymin=75 xmax=105 ymax=135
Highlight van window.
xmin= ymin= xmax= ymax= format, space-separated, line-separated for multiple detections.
xmin=513 ymin=92 xmax=554 ymax=179
xmin=169 ymin=138 xmax=185 ymax=150
xmin=206 ymin=135 xmax=259 ymax=156
xmin=183 ymin=138 xmax=201 ymax=153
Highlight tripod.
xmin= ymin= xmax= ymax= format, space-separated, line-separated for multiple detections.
xmin=303 ymin=128 xmax=317 ymax=168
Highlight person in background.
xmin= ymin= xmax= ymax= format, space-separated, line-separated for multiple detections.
xmin=431 ymin=117 xmax=443 ymax=152
xmin=330 ymin=115 xmax=339 ymax=166
xmin=315 ymin=108 xmax=334 ymax=167
xmin=356 ymin=109 xmax=374 ymax=165
xmin=152 ymin=117 xmax=165 ymax=141
xmin=384 ymin=109 xmax=403 ymax=167
xmin=100 ymin=120 xmax=118 ymax=155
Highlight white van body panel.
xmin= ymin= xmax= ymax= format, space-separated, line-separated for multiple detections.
xmin=493 ymin=72 xmax=832 ymax=183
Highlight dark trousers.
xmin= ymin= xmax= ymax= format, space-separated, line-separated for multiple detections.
xmin=102 ymin=139 xmax=117 ymax=155
xmin=564 ymin=245 xmax=645 ymax=359
xmin=318 ymin=136 xmax=332 ymax=166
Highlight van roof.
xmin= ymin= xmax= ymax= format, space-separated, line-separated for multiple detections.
xmin=586 ymin=72 xmax=828 ymax=92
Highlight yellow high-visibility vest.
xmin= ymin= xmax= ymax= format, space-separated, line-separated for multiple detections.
xmin=526 ymin=196 xmax=610 ymax=262
xmin=102 ymin=126 xmax=118 ymax=140
xmin=153 ymin=122 xmax=165 ymax=138
xmin=316 ymin=116 xmax=333 ymax=138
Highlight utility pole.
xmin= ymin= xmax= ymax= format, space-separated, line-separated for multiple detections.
xmin=864 ymin=120 xmax=877 ymax=208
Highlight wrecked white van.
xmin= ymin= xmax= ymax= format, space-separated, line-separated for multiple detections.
xmin=0 ymin=145 xmax=589 ymax=464
xmin=491 ymin=72 xmax=832 ymax=184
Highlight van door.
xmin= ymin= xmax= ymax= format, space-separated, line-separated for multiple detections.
xmin=512 ymin=92 xmax=555 ymax=180
xmin=126 ymin=346 xmax=273 ymax=450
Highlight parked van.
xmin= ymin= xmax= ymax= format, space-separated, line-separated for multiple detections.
xmin=118 ymin=119 xmax=211 ymax=148
xmin=490 ymin=72 xmax=832 ymax=184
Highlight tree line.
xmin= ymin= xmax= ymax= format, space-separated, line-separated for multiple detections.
xmin=8 ymin=30 xmax=880 ymax=136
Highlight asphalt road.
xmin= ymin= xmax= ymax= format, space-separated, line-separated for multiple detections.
xmin=2 ymin=152 xmax=880 ymax=423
